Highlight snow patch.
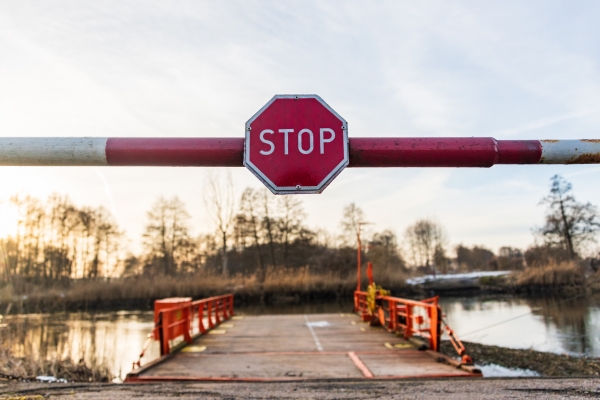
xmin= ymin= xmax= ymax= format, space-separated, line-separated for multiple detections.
xmin=406 ymin=271 xmax=511 ymax=285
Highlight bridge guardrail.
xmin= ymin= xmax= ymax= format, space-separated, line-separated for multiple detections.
xmin=153 ymin=294 xmax=234 ymax=356
xmin=354 ymin=291 xmax=441 ymax=351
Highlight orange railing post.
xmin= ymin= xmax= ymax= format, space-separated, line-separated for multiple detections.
xmin=222 ymin=297 xmax=229 ymax=319
xmin=215 ymin=298 xmax=222 ymax=325
xmin=183 ymin=304 xmax=192 ymax=343
xmin=405 ymin=304 xmax=413 ymax=340
xmin=223 ymin=297 xmax=229 ymax=320
xmin=160 ymin=310 xmax=170 ymax=355
xmin=207 ymin=299 xmax=215 ymax=329
xmin=428 ymin=305 xmax=438 ymax=351
xmin=388 ymin=299 xmax=396 ymax=331
xmin=198 ymin=302 xmax=207 ymax=334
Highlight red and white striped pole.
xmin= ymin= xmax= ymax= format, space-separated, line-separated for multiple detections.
xmin=0 ymin=137 xmax=598 ymax=166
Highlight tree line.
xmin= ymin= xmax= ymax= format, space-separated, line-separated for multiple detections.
xmin=0 ymin=174 xmax=598 ymax=283
xmin=0 ymin=194 xmax=121 ymax=282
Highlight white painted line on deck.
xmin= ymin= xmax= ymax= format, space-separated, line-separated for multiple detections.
xmin=304 ymin=314 xmax=323 ymax=352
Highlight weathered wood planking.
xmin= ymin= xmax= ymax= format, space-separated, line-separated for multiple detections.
xmin=130 ymin=313 xmax=478 ymax=381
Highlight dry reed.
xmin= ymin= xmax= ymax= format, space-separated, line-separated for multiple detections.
xmin=2 ymin=266 xmax=409 ymax=313
xmin=515 ymin=261 xmax=585 ymax=287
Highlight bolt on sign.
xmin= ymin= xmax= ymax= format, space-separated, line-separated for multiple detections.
xmin=244 ymin=94 xmax=349 ymax=194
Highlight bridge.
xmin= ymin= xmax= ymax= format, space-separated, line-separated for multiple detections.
xmin=125 ymin=286 xmax=480 ymax=382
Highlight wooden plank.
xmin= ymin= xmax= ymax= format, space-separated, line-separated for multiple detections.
xmin=135 ymin=313 xmax=479 ymax=381
xmin=144 ymin=353 xmax=364 ymax=379
xmin=359 ymin=352 xmax=473 ymax=378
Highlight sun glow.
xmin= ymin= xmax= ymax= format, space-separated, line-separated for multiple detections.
xmin=0 ymin=202 xmax=19 ymax=238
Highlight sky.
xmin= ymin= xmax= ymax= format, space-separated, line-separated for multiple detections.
xmin=0 ymin=1 xmax=599 ymax=255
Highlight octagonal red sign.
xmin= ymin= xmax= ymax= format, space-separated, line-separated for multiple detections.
xmin=244 ymin=95 xmax=348 ymax=194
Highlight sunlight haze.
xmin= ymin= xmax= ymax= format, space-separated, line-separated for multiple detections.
xmin=1 ymin=1 xmax=599 ymax=254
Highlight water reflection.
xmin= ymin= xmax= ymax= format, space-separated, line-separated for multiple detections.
xmin=440 ymin=294 xmax=600 ymax=357
xmin=2 ymin=311 xmax=159 ymax=381
xmin=2 ymin=295 xmax=599 ymax=381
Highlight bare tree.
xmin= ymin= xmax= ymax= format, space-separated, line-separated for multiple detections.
xmin=143 ymin=196 xmax=191 ymax=275
xmin=538 ymin=175 xmax=600 ymax=258
xmin=368 ymin=230 xmax=405 ymax=271
xmin=203 ymin=170 xmax=235 ymax=275
xmin=231 ymin=187 xmax=314 ymax=277
xmin=237 ymin=188 xmax=265 ymax=277
xmin=11 ymin=194 xmax=45 ymax=279
xmin=340 ymin=203 xmax=366 ymax=245
xmin=455 ymin=245 xmax=495 ymax=272
xmin=259 ymin=188 xmax=278 ymax=268
xmin=404 ymin=219 xmax=447 ymax=275
xmin=88 ymin=207 xmax=121 ymax=279
xmin=6 ymin=193 xmax=124 ymax=281
xmin=277 ymin=196 xmax=305 ymax=267
xmin=45 ymin=194 xmax=79 ymax=280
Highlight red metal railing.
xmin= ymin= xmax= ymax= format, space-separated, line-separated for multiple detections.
xmin=354 ymin=291 xmax=441 ymax=351
xmin=194 ymin=294 xmax=234 ymax=334
xmin=383 ymin=295 xmax=442 ymax=352
xmin=155 ymin=294 xmax=234 ymax=356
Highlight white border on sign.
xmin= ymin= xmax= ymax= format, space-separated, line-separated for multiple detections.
xmin=243 ymin=94 xmax=349 ymax=195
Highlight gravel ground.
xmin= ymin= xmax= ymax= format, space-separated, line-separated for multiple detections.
xmin=2 ymin=378 xmax=600 ymax=399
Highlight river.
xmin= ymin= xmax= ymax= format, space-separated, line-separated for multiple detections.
xmin=2 ymin=294 xmax=599 ymax=381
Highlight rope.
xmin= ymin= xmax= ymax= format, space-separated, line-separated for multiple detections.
xmin=132 ymin=333 xmax=153 ymax=369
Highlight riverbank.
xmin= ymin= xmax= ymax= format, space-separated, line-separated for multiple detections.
xmin=440 ymin=341 xmax=600 ymax=377
xmin=2 ymin=264 xmax=599 ymax=314
xmin=2 ymin=377 xmax=599 ymax=399
xmin=408 ymin=262 xmax=600 ymax=296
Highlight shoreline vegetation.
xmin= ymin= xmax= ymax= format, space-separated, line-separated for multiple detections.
xmin=1 ymin=266 xmax=411 ymax=314
xmin=1 ymin=261 xmax=599 ymax=314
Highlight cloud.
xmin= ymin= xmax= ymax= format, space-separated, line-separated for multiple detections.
xmin=0 ymin=1 xmax=599 ymax=253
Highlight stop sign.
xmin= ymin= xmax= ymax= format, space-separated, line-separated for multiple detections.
xmin=244 ymin=95 xmax=348 ymax=194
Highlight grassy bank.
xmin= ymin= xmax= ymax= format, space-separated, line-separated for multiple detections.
xmin=513 ymin=261 xmax=586 ymax=290
xmin=477 ymin=261 xmax=599 ymax=296
xmin=3 ymin=261 xmax=599 ymax=314
xmin=441 ymin=340 xmax=600 ymax=377
xmin=0 ymin=266 xmax=411 ymax=313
